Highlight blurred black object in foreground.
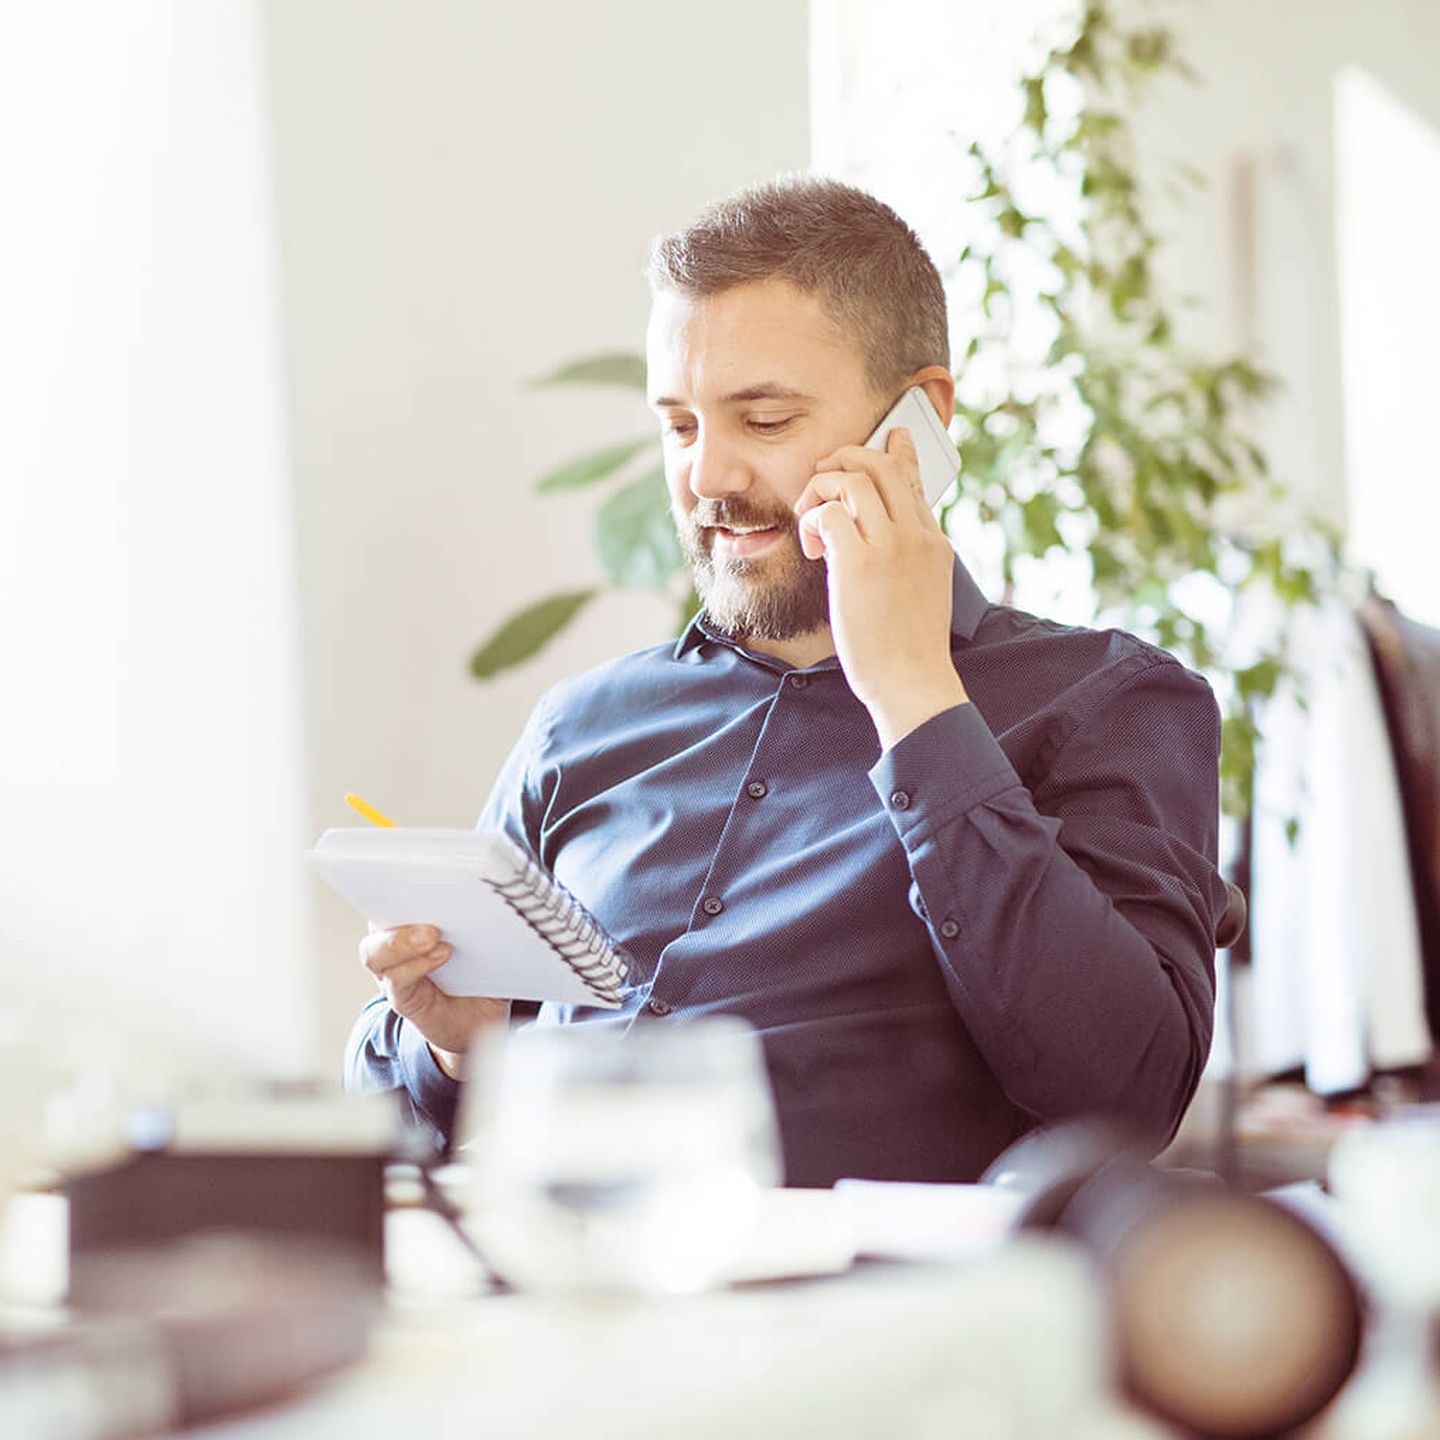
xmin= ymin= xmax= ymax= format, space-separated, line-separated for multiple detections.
xmin=985 ymin=1119 xmax=1364 ymax=1437
xmin=66 ymin=1150 xmax=388 ymax=1290
xmin=0 ymin=1234 xmax=377 ymax=1439
xmin=59 ymin=1085 xmax=409 ymax=1293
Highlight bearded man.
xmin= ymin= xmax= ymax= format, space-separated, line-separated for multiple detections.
xmin=345 ymin=175 xmax=1227 ymax=1187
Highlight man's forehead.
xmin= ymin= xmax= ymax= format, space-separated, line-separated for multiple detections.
xmin=645 ymin=282 xmax=858 ymax=405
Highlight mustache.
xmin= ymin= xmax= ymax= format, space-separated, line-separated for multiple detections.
xmin=688 ymin=499 xmax=796 ymax=532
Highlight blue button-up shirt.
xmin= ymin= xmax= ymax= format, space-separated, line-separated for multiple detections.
xmin=346 ymin=559 xmax=1227 ymax=1186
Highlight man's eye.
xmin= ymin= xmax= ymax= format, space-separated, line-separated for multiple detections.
xmin=749 ymin=418 xmax=794 ymax=434
xmin=662 ymin=420 xmax=696 ymax=440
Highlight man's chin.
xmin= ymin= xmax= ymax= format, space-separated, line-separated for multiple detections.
xmin=694 ymin=566 xmax=830 ymax=643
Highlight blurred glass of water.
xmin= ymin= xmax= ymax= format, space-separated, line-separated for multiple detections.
xmin=462 ymin=1017 xmax=781 ymax=1296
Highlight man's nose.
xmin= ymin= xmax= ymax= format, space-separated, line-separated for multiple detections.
xmin=686 ymin=432 xmax=752 ymax=502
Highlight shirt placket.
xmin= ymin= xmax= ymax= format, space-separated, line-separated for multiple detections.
xmin=642 ymin=666 xmax=822 ymax=1016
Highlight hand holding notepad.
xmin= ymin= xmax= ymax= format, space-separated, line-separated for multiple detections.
xmin=308 ymin=803 xmax=631 ymax=1010
xmin=356 ymin=919 xmax=509 ymax=1069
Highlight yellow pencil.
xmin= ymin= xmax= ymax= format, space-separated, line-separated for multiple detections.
xmin=345 ymin=792 xmax=397 ymax=828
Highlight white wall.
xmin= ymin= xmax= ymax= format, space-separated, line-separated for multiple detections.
xmin=0 ymin=3 xmax=312 ymax=1077
xmin=1126 ymin=0 xmax=1440 ymax=533
xmin=264 ymin=0 xmax=811 ymax=1066
xmin=1335 ymin=65 xmax=1440 ymax=627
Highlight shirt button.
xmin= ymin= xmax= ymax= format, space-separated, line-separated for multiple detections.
xmin=746 ymin=780 xmax=768 ymax=799
xmin=890 ymin=789 xmax=911 ymax=811
xmin=646 ymin=998 xmax=672 ymax=1017
xmin=701 ymin=895 xmax=725 ymax=917
xmin=788 ymin=673 xmax=809 ymax=690
xmin=939 ymin=918 xmax=960 ymax=940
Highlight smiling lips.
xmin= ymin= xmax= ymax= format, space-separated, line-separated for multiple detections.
xmin=709 ymin=525 xmax=786 ymax=560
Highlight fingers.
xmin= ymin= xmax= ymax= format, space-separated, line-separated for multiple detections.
xmin=876 ymin=427 xmax=930 ymax=521
xmin=793 ymin=467 xmax=891 ymax=541
xmin=806 ymin=428 xmax=931 ymax=530
xmin=359 ymin=924 xmax=449 ymax=982
xmin=357 ymin=924 xmax=510 ymax=1056
xmin=887 ymin=426 xmax=936 ymax=522
xmin=382 ymin=950 xmax=453 ymax=1004
xmin=797 ymin=500 xmax=865 ymax=564
xmin=360 ymin=925 xmax=454 ymax=1017
xmin=796 ymin=426 xmax=938 ymax=560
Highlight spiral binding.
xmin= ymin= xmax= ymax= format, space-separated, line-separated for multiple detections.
xmin=490 ymin=854 xmax=630 ymax=1004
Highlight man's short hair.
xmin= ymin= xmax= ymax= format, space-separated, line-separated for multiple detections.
xmin=646 ymin=174 xmax=950 ymax=397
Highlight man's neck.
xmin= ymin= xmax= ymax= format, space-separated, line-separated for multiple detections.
xmin=739 ymin=625 xmax=836 ymax=670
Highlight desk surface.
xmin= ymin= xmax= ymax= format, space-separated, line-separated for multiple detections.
xmin=2 ymin=1193 xmax=1172 ymax=1440
xmin=196 ymin=1213 xmax=1162 ymax=1440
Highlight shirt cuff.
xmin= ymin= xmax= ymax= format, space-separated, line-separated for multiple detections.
xmin=397 ymin=1016 xmax=462 ymax=1135
xmin=867 ymin=702 xmax=1020 ymax=840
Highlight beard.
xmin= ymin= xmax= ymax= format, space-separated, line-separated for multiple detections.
xmin=674 ymin=496 xmax=831 ymax=642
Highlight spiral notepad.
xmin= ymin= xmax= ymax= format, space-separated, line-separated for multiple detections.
xmin=306 ymin=828 xmax=630 ymax=1008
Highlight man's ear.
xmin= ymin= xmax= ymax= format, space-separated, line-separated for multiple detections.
xmin=908 ymin=365 xmax=955 ymax=426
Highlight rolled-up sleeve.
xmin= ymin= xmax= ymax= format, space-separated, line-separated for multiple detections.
xmin=867 ymin=654 xmax=1225 ymax=1143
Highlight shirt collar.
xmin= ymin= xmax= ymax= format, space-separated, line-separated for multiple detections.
xmin=948 ymin=553 xmax=988 ymax=640
xmin=673 ymin=554 xmax=989 ymax=660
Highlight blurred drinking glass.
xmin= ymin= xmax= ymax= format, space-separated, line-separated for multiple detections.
xmin=462 ymin=1017 xmax=780 ymax=1296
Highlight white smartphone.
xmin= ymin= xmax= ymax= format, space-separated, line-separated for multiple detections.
xmin=864 ymin=385 xmax=961 ymax=507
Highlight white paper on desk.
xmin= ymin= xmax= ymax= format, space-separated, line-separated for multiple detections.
xmin=724 ymin=1187 xmax=858 ymax=1284
xmin=833 ymin=1180 xmax=1025 ymax=1262
xmin=307 ymin=827 xmax=626 ymax=1008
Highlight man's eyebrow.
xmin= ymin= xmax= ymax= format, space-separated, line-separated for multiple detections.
xmin=647 ymin=383 xmax=817 ymax=408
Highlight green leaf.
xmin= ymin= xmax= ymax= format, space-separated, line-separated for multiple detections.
xmin=997 ymin=205 xmax=1029 ymax=240
xmin=1127 ymin=27 xmax=1173 ymax=72
xmin=1218 ymin=711 xmax=1249 ymax=761
xmin=593 ymin=467 xmax=682 ymax=589
xmin=1075 ymin=110 xmax=1123 ymax=143
xmin=1090 ymin=542 xmax=1124 ymax=586
xmin=1109 ymin=253 xmax=1150 ymax=319
xmin=536 ymin=435 xmax=656 ymax=494
xmin=1243 ymin=440 xmax=1270 ymax=475
xmin=529 ymin=352 xmax=647 ymax=391
xmin=1052 ymin=244 xmax=1082 ymax=282
xmin=1021 ymin=492 xmax=1065 ymax=553
xmin=1274 ymin=564 xmax=1317 ymax=607
xmin=971 ymin=173 xmax=1004 ymax=203
xmin=1023 ymin=77 xmax=1048 ymax=136
xmin=1235 ymin=656 xmax=1282 ymax=701
xmin=468 ymin=589 xmax=597 ymax=679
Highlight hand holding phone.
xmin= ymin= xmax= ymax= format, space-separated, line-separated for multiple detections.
xmin=794 ymin=384 xmax=970 ymax=748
